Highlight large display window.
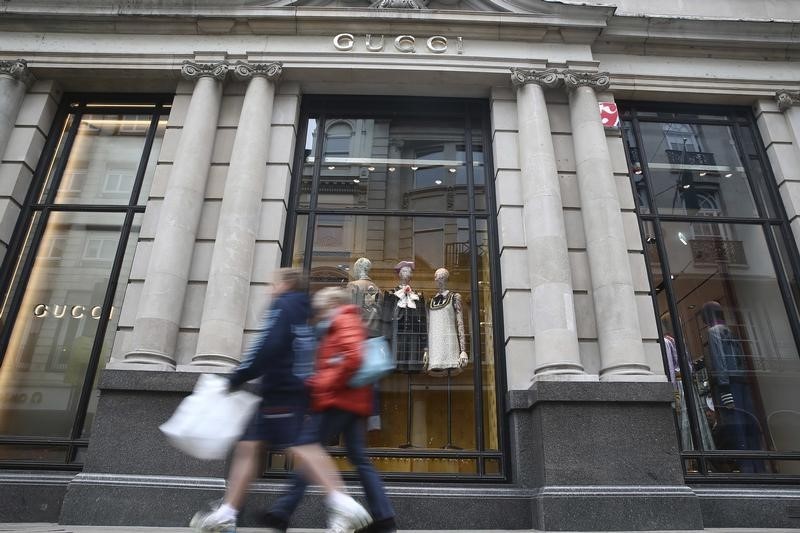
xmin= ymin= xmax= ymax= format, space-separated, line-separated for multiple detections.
xmin=623 ymin=104 xmax=800 ymax=480
xmin=283 ymin=97 xmax=504 ymax=480
xmin=0 ymin=98 xmax=169 ymax=467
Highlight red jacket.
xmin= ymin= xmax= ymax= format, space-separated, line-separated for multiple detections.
xmin=307 ymin=304 xmax=373 ymax=417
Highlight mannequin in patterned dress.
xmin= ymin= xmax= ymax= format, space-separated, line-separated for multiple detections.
xmin=423 ymin=268 xmax=468 ymax=376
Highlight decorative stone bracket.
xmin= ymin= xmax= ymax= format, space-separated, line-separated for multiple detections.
xmin=510 ymin=67 xmax=611 ymax=91
xmin=180 ymin=60 xmax=283 ymax=82
xmin=777 ymin=89 xmax=800 ymax=111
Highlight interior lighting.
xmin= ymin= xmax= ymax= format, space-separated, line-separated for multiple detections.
xmin=682 ymin=184 xmax=691 ymax=189
xmin=353 ymin=178 xmax=360 ymax=184
xmin=411 ymin=166 xmax=419 ymax=171
xmin=724 ymin=173 xmax=733 ymax=178
xmin=634 ymin=169 xmax=642 ymax=175
xmin=434 ymin=179 xmax=443 ymax=185
xmin=388 ymin=167 xmax=396 ymax=172
xmin=368 ymin=166 xmax=375 ymax=171
xmin=448 ymin=168 xmax=457 ymax=173
xmin=328 ymin=165 xmax=336 ymax=170
xmin=699 ymin=172 xmax=707 ymax=176
xmin=678 ymin=232 xmax=689 ymax=246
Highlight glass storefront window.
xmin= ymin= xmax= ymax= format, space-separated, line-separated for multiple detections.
xmin=624 ymin=105 xmax=800 ymax=478
xmin=287 ymin=99 xmax=501 ymax=478
xmin=637 ymin=122 xmax=758 ymax=218
xmin=0 ymin=99 xmax=167 ymax=465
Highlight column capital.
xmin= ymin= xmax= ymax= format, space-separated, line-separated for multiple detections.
xmin=510 ymin=67 xmax=561 ymax=89
xmin=180 ymin=60 xmax=229 ymax=82
xmin=562 ymin=70 xmax=611 ymax=92
xmin=232 ymin=61 xmax=283 ymax=81
xmin=777 ymin=90 xmax=800 ymax=111
xmin=0 ymin=59 xmax=34 ymax=85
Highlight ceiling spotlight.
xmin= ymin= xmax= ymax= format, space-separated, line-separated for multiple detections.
xmin=367 ymin=166 xmax=375 ymax=171
xmin=682 ymin=184 xmax=691 ymax=189
xmin=678 ymin=232 xmax=689 ymax=246
xmin=353 ymin=178 xmax=360 ymax=184
xmin=724 ymin=173 xmax=733 ymax=178
xmin=448 ymin=168 xmax=457 ymax=173
xmin=388 ymin=167 xmax=396 ymax=172
xmin=634 ymin=169 xmax=643 ymax=175
xmin=411 ymin=166 xmax=419 ymax=171
xmin=434 ymin=179 xmax=443 ymax=185
xmin=699 ymin=172 xmax=707 ymax=176
xmin=327 ymin=165 xmax=335 ymax=170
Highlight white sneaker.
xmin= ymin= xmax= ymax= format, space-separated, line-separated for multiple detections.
xmin=326 ymin=493 xmax=372 ymax=533
xmin=189 ymin=508 xmax=236 ymax=533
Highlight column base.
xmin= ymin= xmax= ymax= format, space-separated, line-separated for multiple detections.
xmin=105 ymin=360 xmax=175 ymax=372
xmin=175 ymin=363 xmax=234 ymax=373
xmin=121 ymin=348 xmax=176 ymax=369
xmin=189 ymin=353 xmax=240 ymax=367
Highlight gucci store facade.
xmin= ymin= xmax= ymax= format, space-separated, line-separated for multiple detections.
xmin=1 ymin=0 xmax=800 ymax=530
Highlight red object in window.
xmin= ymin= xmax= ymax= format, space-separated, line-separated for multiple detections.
xmin=599 ymin=102 xmax=620 ymax=127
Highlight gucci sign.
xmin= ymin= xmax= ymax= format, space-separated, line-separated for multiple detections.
xmin=333 ymin=33 xmax=463 ymax=54
xmin=33 ymin=304 xmax=116 ymax=320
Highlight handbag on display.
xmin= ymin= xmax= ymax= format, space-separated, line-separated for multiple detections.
xmin=159 ymin=373 xmax=260 ymax=460
xmin=348 ymin=336 xmax=394 ymax=387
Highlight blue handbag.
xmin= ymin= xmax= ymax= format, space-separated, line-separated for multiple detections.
xmin=348 ymin=336 xmax=394 ymax=387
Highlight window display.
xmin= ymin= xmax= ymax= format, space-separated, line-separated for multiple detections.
xmin=0 ymin=100 xmax=168 ymax=465
xmin=624 ymin=104 xmax=800 ymax=477
xmin=287 ymin=98 xmax=501 ymax=478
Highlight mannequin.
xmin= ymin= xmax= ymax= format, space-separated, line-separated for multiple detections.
xmin=701 ymin=301 xmax=763 ymax=472
xmin=348 ymin=257 xmax=382 ymax=337
xmin=424 ymin=268 xmax=468 ymax=376
xmin=382 ymin=261 xmax=427 ymax=373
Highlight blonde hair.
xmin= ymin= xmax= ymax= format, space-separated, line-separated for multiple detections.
xmin=313 ymin=286 xmax=352 ymax=311
xmin=275 ymin=267 xmax=308 ymax=292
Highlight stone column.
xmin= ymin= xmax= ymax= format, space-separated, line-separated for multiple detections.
xmin=564 ymin=70 xmax=651 ymax=380
xmin=123 ymin=61 xmax=228 ymax=369
xmin=192 ymin=62 xmax=283 ymax=368
xmin=510 ymin=68 xmax=584 ymax=378
xmin=777 ymin=90 xmax=800 ymax=157
xmin=0 ymin=59 xmax=33 ymax=160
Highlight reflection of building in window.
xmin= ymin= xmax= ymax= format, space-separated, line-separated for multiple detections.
xmin=324 ymin=121 xmax=354 ymax=160
xmin=60 ymin=169 xmax=88 ymax=194
xmin=118 ymin=114 xmax=151 ymax=134
xmin=82 ymin=236 xmax=117 ymax=262
xmin=102 ymin=167 xmax=135 ymax=196
xmin=39 ymin=236 xmax=67 ymax=260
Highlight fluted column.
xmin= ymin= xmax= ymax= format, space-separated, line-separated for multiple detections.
xmin=192 ymin=62 xmax=283 ymax=368
xmin=0 ymin=59 xmax=33 ymax=160
xmin=510 ymin=68 xmax=584 ymax=378
xmin=564 ymin=70 xmax=651 ymax=380
xmin=124 ymin=61 xmax=228 ymax=368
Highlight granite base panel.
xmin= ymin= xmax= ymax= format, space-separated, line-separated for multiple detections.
xmin=59 ymin=474 xmax=533 ymax=529
xmin=695 ymin=487 xmax=800 ymax=529
xmin=533 ymin=488 xmax=702 ymax=531
xmin=0 ymin=472 xmax=72 ymax=522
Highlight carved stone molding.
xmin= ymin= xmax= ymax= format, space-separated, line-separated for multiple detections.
xmin=562 ymin=70 xmax=611 ymax=92
xmin=232 ymin=61 xmax=283 ymax=81
xmin=0 ymin=59 xmax=34 ymax=85
xmin=371 ymin=0 xmax=427 ymax=9
xmin=777 ymin=90 xmax=800 ymax=112
xmin=510 ymin=67 xmax=561 ymax=89
xmin=180 ymin=61 xmax=229 ymax=82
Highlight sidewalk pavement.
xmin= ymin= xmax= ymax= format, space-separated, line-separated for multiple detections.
xmin=3 ymin=526 xmax=800 ymax=533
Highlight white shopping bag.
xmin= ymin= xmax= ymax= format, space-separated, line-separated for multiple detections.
xmin=159 ymin=374 xmax=260 ymax=460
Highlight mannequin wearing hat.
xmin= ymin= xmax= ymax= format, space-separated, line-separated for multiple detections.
xmin=382 ymin=260 xmax=427 ymax=373
xmin=424 ymin=268 xmax=468 ymax=376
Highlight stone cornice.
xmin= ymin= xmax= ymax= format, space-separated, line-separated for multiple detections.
xmin=563 ymin=70 xmax=610 ymax=91
xmin=510 ymin=67 xmax=561 ymax=89
xmin=0 ymin=58 xmax=34 ymax=85
xmin=180 ymin=60 xmax=229 ymax=81
xmin=777 ymin=90 xmax=800 ymax=111
xmin=232 ymin=61 xmax=283 ymax=81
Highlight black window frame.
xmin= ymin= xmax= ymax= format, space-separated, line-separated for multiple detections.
xmin=0 ymin=94 xmax=171 ymax=470
xmin=621 ymin=101 xmax=800 ymax=484
xmin=282 ymin=95 xmax=509 ymax=482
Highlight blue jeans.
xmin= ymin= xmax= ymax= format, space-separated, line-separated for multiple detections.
xmin=270 ymin=408 xmax=395 ymax=523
